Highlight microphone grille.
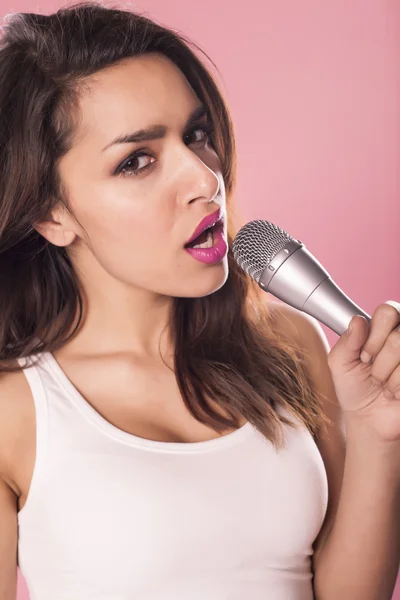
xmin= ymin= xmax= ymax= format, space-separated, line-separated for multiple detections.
xmin=232 ymin=219 xmax=295 ymax=283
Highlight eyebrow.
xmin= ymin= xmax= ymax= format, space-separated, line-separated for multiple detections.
xmin=101 ymin=105 xmax=207 ymax=152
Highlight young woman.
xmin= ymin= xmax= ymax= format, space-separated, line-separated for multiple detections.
xmin=0 ymin=3 xmax=399 ymax=599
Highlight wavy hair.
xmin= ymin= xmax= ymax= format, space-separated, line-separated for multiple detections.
xmin=0 ymin=1 xmax=327 ymax=446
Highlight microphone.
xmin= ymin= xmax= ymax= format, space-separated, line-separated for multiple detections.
xmin=232 ymin=219 xmax=371 ymax=336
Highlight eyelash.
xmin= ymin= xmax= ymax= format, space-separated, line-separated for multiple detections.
xmin=115 ymin=122 xmax=215 ymax=178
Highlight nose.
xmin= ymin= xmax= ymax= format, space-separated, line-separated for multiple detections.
xmin=174 ymin=147 xmax=221 ymax=206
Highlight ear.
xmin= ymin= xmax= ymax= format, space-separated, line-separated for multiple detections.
xmin=34 ymin=204 xmax=77 ymax=247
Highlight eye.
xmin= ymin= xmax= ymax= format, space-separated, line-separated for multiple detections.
xmin=116 ymin=151 xmax=156 ymax=177
xmin=185 ymin=123 xmax=214 ymax=147
xmin=114 ymin=122 xmax=215 ymax=178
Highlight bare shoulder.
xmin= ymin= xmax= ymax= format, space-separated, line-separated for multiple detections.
xmin=0 ymin=367 xmax=34 ymax=494
xmin=268 ymin=299 xmax=343 ymax=427
xmin=268 ymin=299 xmax=330 ymax=352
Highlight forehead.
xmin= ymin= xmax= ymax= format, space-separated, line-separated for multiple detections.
xmin=73 ymin=54 xmax=200 ymax=148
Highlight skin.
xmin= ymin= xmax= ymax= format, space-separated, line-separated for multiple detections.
xmin=1 ymin=51 xmax=399 ymax=600
xmin=36 ymin=53 xmax=228 ymax=359
xmin=38 ymin=52 xmax=400 ymax=598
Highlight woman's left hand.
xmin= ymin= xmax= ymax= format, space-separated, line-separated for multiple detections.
xmin=328 ymin=300 xmax=400 ymax=442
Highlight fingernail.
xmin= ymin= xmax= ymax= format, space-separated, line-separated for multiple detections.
xmin=360 ymin=351 xmax=372 ymax=364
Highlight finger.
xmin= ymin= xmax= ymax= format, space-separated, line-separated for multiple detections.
xmin=370 ymin=329 xmax=400 ymax=387
xmin=328 ymin=315 xmax=369 ymax=370
xmin=360 ymin=301 xmax=400 ymax=364
xmin=384 ymin=364 xmax=400 ymax=400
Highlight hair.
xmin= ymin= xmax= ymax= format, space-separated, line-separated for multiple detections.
xmin=0 ymin=1 xmax=328 ymax=447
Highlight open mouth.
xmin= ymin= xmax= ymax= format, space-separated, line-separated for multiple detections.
xmin=184 ymin=220 xmax=224 ymax=249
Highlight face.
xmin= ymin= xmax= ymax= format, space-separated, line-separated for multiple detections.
xmin=41 ymin=53 xmax=229 ymax=300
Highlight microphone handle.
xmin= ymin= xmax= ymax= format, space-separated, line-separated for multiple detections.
xmin=258 ymin=244 xmax=371 ymax=336
xmin=302 ymin=277 xmax=371 ymax=336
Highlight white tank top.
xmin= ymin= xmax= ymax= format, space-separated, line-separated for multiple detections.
xmin=17 ymin=351 xmax=328 ymax=600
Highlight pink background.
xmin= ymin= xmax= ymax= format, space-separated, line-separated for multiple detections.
xmin=0 ymin=0 xmax=398 ymax=597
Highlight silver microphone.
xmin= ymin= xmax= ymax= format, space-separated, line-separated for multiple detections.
xmin=232 ymin=219 xmax=371 ymax=336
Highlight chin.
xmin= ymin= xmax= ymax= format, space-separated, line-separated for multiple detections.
xmin=178 ymin=260 xmax=229 ymax=299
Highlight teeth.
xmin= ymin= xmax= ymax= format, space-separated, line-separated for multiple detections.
xmin=192 ymin=229 xmax=214 ymax=249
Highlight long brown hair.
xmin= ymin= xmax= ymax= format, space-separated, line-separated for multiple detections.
xmin=0 ymin=1 xmax=326 ymax=446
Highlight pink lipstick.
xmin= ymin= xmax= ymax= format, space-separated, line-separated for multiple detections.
xmin=184 ymin=208 xmax=228 ymax=265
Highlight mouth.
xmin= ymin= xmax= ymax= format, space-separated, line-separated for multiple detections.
xmin=184 ymin=208 xmax=224 ymax=249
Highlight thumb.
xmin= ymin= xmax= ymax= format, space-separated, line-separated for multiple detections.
xmin=331 ymin=315 xmax=370 ymax=367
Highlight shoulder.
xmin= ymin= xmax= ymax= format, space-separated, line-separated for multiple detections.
xmin=0 ymin=367 xmax=34 ymax=494
xmin=268 ymin=299 xmax=330 ymax=353
xmin=268 ymin=299 xmax=343 ymax=433
xmin=269 ymin=301 xmax=335 ymax=404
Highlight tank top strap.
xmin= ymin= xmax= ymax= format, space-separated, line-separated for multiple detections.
xmin=17 ymin=351 xmax=94 ymax=449
xmin=17 ymin=354 xmax=50 ymax=517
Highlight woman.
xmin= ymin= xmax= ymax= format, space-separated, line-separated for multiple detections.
xmin=0 ymin=2 xmax=399 ymax=599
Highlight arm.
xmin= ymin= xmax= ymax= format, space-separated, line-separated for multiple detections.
xmin=314 ymin=418 xmax=400 ymax=600
xmin=0 ymin=369 xmax=30 ymax=600
xmin=0 ymin=476 xmax=18 ymax=600
xmin=272 ymin=302 xmax=400 ymax=600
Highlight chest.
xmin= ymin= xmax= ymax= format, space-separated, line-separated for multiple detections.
xmin=17 ymin=423 xmax=328 ymax=598
xmin=14 ymin=356 xmax=246 ymax=511
xmin=67 ymin=357 xmax=245 ymax=441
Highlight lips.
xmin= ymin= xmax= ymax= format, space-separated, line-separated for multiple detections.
xmin=184 ymin=208 xmax=224 ymax=247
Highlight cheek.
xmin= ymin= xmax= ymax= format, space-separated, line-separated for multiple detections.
xmin=74 ymin=189 xmax=173 ymax=258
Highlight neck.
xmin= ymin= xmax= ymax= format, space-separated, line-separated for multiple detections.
xmin=59 ymin=278 xmax=175 ymax=362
